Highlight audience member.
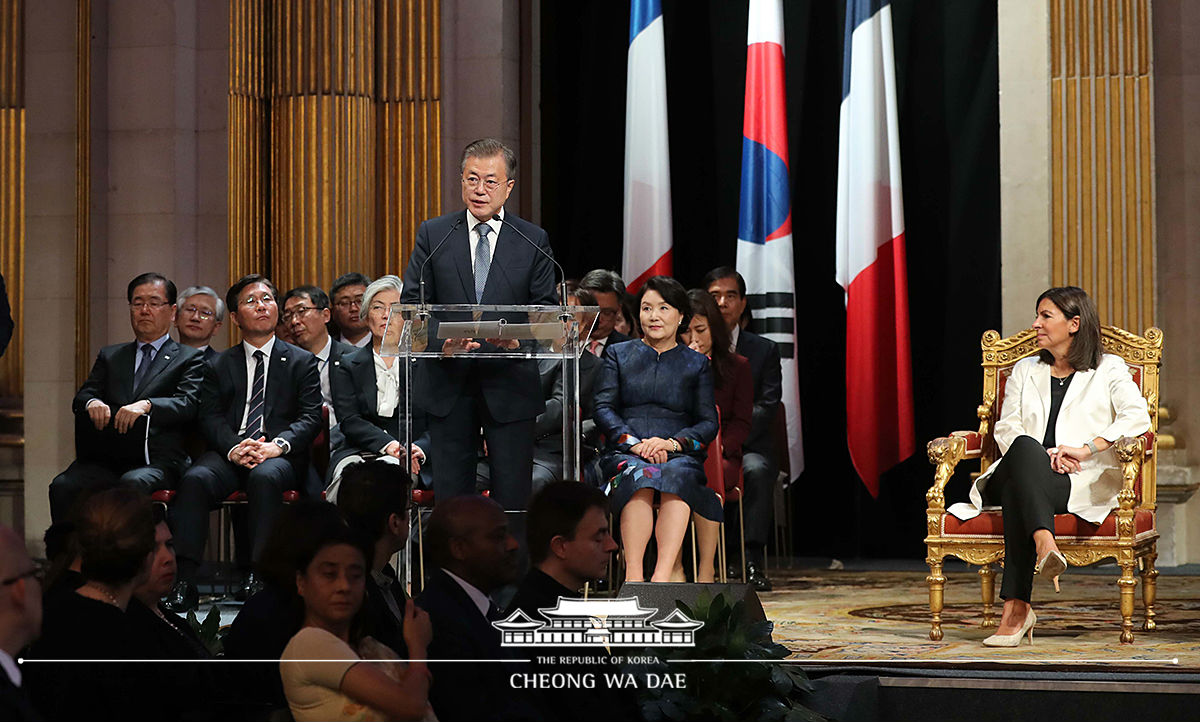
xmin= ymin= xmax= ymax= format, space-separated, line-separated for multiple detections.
xmin=282 ymin=285 xmax=354 ymax=430
xmin=280 ymin=523 xmax=434 ymax=722
xmin=505 ymin=481 xmax=634 ymax=721
xmin=704 ymin=266 xmax=782 ymax=591
xmin=40 ymin=521 xmax=82 ymax=611
xmin=594 ymin=276 xmax=720 ymax=583
xmin=330 ymin=272 xmax=373 ymax=348
xmin=416 ymin=495 xmax=524 ymax=721
xmin=616 ymin=290 xmax=640 ymax=338
xmin=335 ymin=460 xmax=412 ymax=655
xmin=578 ymin=269 xmax=632 ymax=355
xmin=129 ymin=506 xmax=209 ymax=659
xmin=168 ymin=274 xmax=323 ymax=610
xmin=0 ymin=524 xmax=43 ymax=722
xmin=26 ymin=488 xmax=159 ymax=722
xmin=175 ymin=286 xmax=226 ymax=365
xmin=683 ymin=289 xmax=753 ymax=582
xmin=49 ymin=273 xmax=207 ymax=521
xmin=328 ymin=275 xmax=429 ymax=499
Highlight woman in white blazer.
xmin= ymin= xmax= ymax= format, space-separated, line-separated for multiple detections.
xmin=947 ymin=287 xmax=1151 ymax=646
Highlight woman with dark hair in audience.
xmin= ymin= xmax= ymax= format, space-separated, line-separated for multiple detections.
xmin=681 ymin=289 xmax=752 ymax=582
xmin=26 ymin=486 xmax=160 ymax=722
xmin=129 ymin=505 xmax=210 ymax=659
xmin=594 ymin=276 xmax=720 ymax=583
xmin=280 ymin=523 xmax=434 ymax=721
xmin=614 ymin=291 xmax=640 ymax=339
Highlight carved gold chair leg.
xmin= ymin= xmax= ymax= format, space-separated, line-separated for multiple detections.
xmin=927 ymin=556 xmax=946 ymax=641
xmin=978 ymin=564 xmax=997 ymax=628
xmin=1117 ymin=558 xmax=1138 ymax=644
xmin=1141 ymin=551 xmax=1159 ymax=632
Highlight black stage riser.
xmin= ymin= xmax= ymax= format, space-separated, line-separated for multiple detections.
xmin=617 ymin=581 xmax=766 ymax=623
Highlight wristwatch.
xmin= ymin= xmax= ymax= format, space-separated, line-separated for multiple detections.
xmin=273 ymin=437 xmax=291 ymax=455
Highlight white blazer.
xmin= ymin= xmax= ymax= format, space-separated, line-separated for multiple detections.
xmin=948 ymin=353 xmax=1152 ymax=524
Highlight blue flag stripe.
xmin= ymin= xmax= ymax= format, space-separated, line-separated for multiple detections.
xmin=629 ymin=0 xmax=662 ymax=45
xmin=841 ymin=0 xmax=890 ymax=101
xmin=737 ymin=137 xmax=791 ymax=245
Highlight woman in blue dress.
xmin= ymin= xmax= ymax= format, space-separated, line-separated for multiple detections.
xmin=594 ymin=276 xmax=721 ymax=583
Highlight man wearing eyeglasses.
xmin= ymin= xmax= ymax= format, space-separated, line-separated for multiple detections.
xmin=329 ymin=272 xmax=372 ymax=348
xmin=174 ymin=285 xmax=226 ymax=365
xmin=49 ymin=273 xmax=207 ymax=522
xmin=282 ymin=285 xmax=354 ymax=465
xmin=0 ymin=524 xmax=42 ymax=722
xmin=577 ymin=269 xmax=633 ymax=356
xmin=400 ymin=138 xmax=557 ymax=528
xmin=166 ymin=274 xmax=323 ymax=610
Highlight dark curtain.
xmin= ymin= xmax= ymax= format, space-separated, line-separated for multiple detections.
xmin=540 ymin=0 xmax=1001 ymax=559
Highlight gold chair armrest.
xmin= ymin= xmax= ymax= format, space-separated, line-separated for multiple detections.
xmin=1113 ymin=435 xmax=1147 ymax=511
xmin=926 ymin=435 xmax=967 ymax=512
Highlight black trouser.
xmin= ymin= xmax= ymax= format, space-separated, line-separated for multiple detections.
xmin=49 ymin=460 xmax=174 ymax=522
xmin=982 ymin=435 xmax=1071 ymax=602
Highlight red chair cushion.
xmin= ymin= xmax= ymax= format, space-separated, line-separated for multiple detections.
xmin=151 ymin=490 xmax=176 ymax=503
xmin=412 ymin=488 xmax=435 ymax=506
xmin=943 ymin=509 xmax=1155 ymax=538
xmin=223 ymin=490 xmax=299 ymax=503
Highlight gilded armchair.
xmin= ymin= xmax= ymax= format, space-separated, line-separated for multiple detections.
xmin=924 ymin=325 xmax=1161 ymax=644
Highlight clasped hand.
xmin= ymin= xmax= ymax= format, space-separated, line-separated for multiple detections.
xmin=1047 ymin=444 xmax=1092 ymax=474
xmin=383 ymin=440 xmax=426 ymax=475
xmin=230 ymin=436 xmax=283 ymax=469
xmin=441 ymin=337 xmax=520 ymax=356
xmin=630 ymin=437 xmax=674 ymax=464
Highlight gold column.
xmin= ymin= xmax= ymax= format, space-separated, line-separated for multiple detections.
xmin=377 ymin=0 xmax=441 ymax=272
xmin=271 ymin=0 xmax=377 ymax=294
xmin=229 ymin=0 xmax=270 ymax=286
xmin=0 ymin=0 xmax=22 ymax=396
xmin=1050 ymin=0 xmax=1155 ymax=331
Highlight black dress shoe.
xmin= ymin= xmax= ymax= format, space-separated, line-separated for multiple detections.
xmin=234 ymin=572 xmax=264 ymax=602
xmin=162 ymin=580 xmax=199 ymax=613
xmin=746 ymin=562 xmax=773 ymax=592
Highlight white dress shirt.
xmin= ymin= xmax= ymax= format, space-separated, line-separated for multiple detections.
xmin=314 ymin=336 xmax=337 ymax=427
xmin=466 ymin=208 xmax=504 ymax=275
xmin=339 ymin=333 xmax=371 ymax=349
xmin=237 ymin=336 xmax=276 ymax=436
xmin=374 ymin=350 xmax=401 ymax=419
xmin=0 ymin=648 xmax=20 ymax=687
xmin=729 ymin=323 xmax=741 ymax=352
xmin=442 ymin=569 xmax=492 ymax=618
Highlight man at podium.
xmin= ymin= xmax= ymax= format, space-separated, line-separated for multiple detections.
xmin=401 ymin=138 xmax=557 ymax=518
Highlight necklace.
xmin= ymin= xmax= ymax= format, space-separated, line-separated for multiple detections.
xmin=84 ymin=581 xmax=121 ymax=608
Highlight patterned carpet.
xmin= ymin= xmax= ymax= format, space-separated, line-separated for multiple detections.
xmin=758 ymin=566 xmax=1200 ymax=670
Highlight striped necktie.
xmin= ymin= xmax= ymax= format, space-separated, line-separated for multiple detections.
xmin=474 ymin=223 xmax=492 ymax=303
xmin=243 ymin=350 xmax=266 ymax=439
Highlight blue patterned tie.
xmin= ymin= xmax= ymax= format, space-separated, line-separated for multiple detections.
xmin=243 ymin=350 xmax=265 ymax=439
xmin=474 ymin=223 xmax=492 ymax=303
xmin=132 ymin=343 xmax=155 ymax=391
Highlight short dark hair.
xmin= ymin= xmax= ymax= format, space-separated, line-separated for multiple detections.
xmin=702 ymin=266 xmax=747 ymax=297
xmin=636 ymin=276 xmax=692 ymax=339
xmin=282 ymin=285 xmax=331 ymax=311
xmin=461 ymin=138 xmax=517 ymax=179
xmin=578 ymin=269 xmax=627 ymax=297
xmin=127 ymin=273 xmax=177 ymax=305
xmin=336 ymin=460 xmax=411 ymax=542
xmin=331 ymin=272 xmax=372 ymax=299
xmin=620 ymin=292 xmax=640 ymax=337
xmin=226 ymin=274 xmax=277 ymax=313
xmin=687 ymin=288 xmax=734 ymax=387
xmin=76 ymin=487 xmax=156 ymax=586
xmin=1036 ymin=286 xmax=1103 ymax=371
xmin=526 ymin=481 xmax=608 ymax=565
xmin=256 ymin=500 xmax=346 ymax=591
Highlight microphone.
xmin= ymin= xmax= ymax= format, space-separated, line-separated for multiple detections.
xmin=417 ymin=217 xmax=465 ymax=313
xmin=493 ymin=214 xmax=569 ymax=319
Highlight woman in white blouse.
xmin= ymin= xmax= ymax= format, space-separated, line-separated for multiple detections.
xmin=328 ymin=275 xmax=429 ymax=501
xmin=948 ymin=286 xmax=1151 ymax=647
xmin=280 ymin=525 xmax=435 ymax=721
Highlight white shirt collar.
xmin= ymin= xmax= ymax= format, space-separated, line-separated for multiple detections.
xmin=466 ymin=207 xmax=504 ymax=238
xmin=314 ymin=335 xmax=332 ymax=363
xmin=441 ymin=569 xmax=492 ymax=618
xmin=242 ymin=335 xmax=276 ymax=359
xmin=729 ymin=324 xmax=741 ymax=351
xmin=137 ymin=331 xmax=172 ymax=353
xmin=341 ymin=333 xmax=371 ymax=348
xmin=0 ymin=648 xmax=20 ymax=687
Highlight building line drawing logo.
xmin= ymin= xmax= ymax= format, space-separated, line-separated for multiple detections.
xmin=492 ymin=596 xmax=704 ymax=647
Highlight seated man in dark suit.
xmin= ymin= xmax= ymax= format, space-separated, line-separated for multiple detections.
xmin=329 ymin=272 xmax=372 ymax=348
xmin=50 ymin=272 xmax=206 ymax=521
xmin=168 ymin=274 xmax=323 ymax=609
xmin=0 ymin=523 xmax=42 ymax=722
xmin=174 ymin=285 xmax=226 ymax=366
xmin=578 ymin=269 xmax=633 ymax=355
xmin=335 ymin=459 xmax=411 ymax=656
xmin=705 ymin=266 xmax=783 ymax=591
xmin=416 ymin=495 xmax=526 ymax=722
xmin=505 ymin=481 xmax=635 ymax=721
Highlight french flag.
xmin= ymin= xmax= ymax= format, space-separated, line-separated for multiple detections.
xmin=835 ymin=0 xmax=915 ymax=497
xmin=622 ymin=0 xmax=673 ymax=292
xmin=735 ymin=0 xmax=804 ymax=479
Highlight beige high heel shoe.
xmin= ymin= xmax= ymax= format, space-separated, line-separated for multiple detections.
xmin=1035 ymin=549 xmax=1067 ymax=592
xmin=982 ymin=610 xmax=1037 ymax=647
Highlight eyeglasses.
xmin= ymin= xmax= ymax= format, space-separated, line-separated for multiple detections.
xmin=281 ymin=305 xmax=319 ymax=322
xmin=1 ymin=560 xmax=46 ymax=587
xmin=181 ymin=305 xmax=215 ymax=320
xmin=368 ymin=302 xmax=390 ymax=315
xmin=461 ymin=175 xmax=509 ymax=192
xmin=241 ymin=294 xmax=276 ymax=308
xmin=334 ymin=296 xmax=364 ymax=310
xmin=130 ymin=300 xmax=170 ymax=311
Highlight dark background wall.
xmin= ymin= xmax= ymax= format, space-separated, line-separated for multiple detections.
xmin=540 ymin=0 xmax=1002 ymax=559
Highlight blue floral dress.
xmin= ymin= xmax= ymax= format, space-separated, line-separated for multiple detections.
xmin=593 ymin=340 xmax=722 ymax=522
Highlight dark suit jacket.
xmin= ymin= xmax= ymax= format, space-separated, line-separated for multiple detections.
xmin=362 ymin=564 xmax=409 ymax=658
xmin=601 ymin=329 xmax=632 ymax=348
xmin=329 ymin=343 xmax=430 ymax=473
xmin=72 ymin=339 xmax=206 ymax=472
xmin=199 ymin=338 xmax=323 ymax=479
xmin=736 ymin=329 xmax=783 ymax=454
xmin=201 ymin=345 xmax=221 ymax=366
xmin=0 ymin=668 xmax=42 ymax=722
xmin=0 ymin=272 xmax=13 ymax=359
xmin=400 ymin=210 xmax=558 ymax=423
xmin=416 ymin=569 xmax=521 ymax=721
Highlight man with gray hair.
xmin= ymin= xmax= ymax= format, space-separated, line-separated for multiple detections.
xmin=400 ymin=138 xmax=557 ymax=523
xmin=175 ymin=285 xmax=226 ymax=365
xmin=0 ymin=524 xmax=43 ymax=721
